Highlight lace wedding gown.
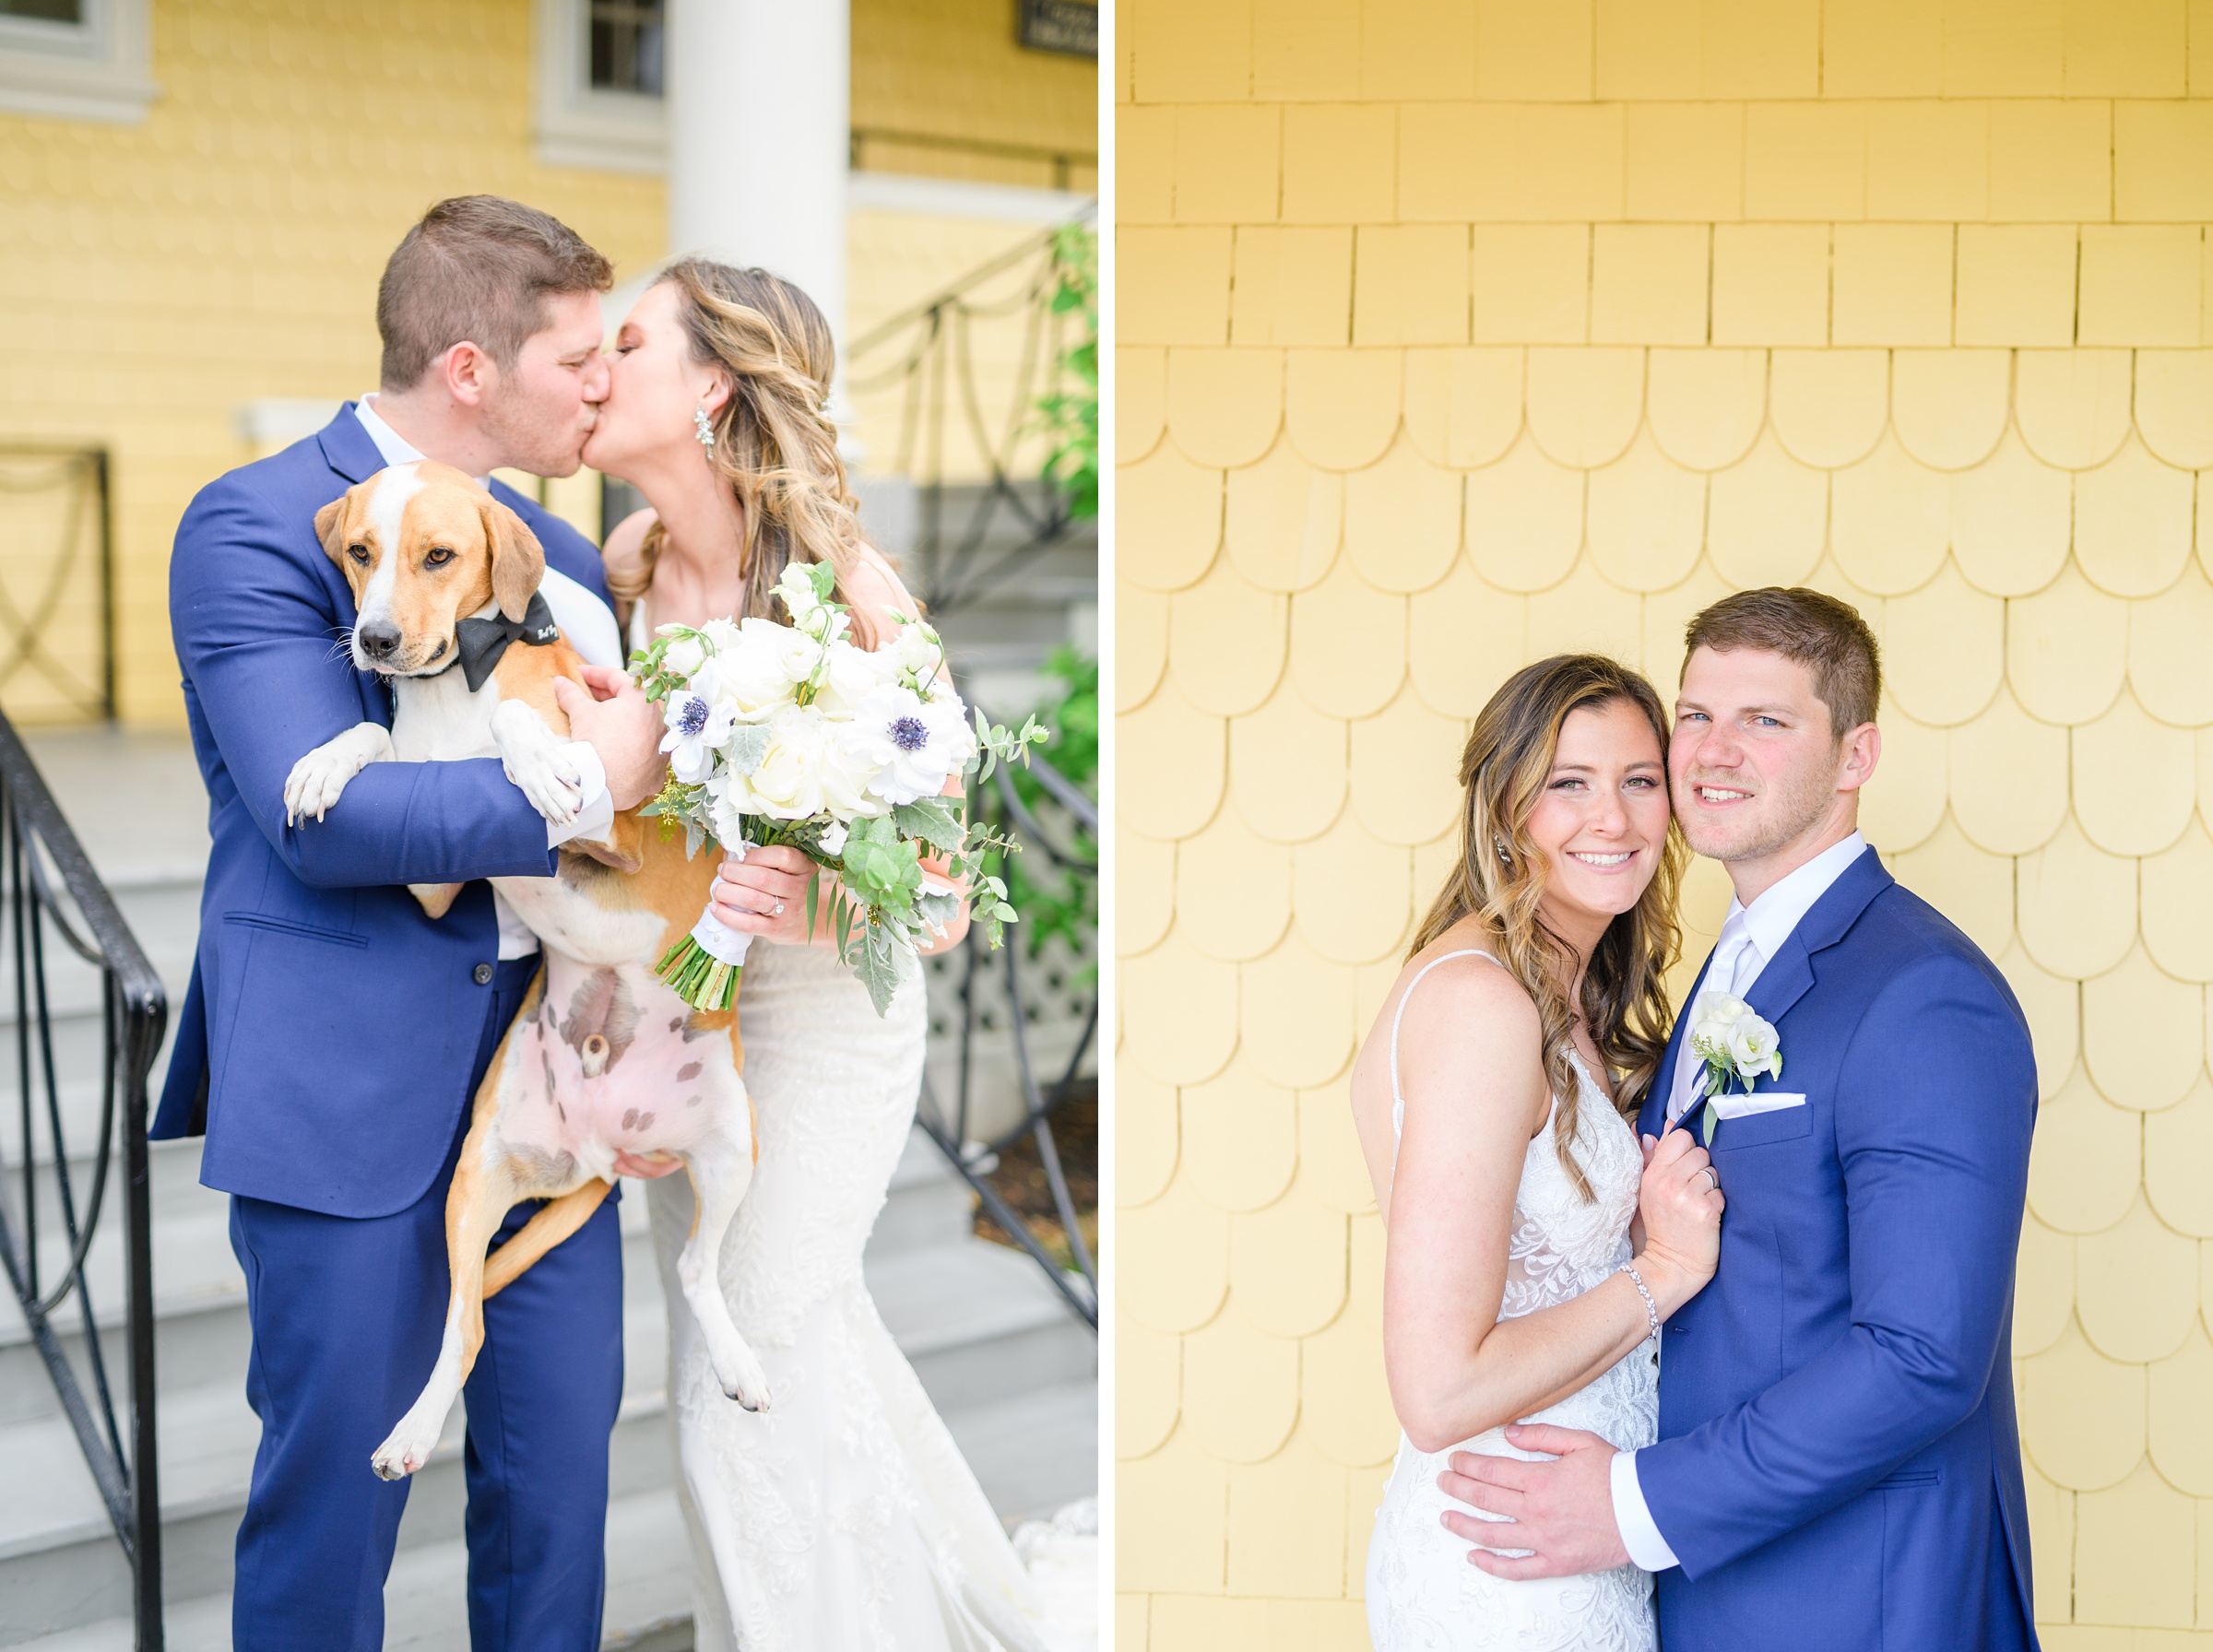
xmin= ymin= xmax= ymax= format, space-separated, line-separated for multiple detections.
xmin=1367 ymin=950 xmax=1659 ymax=1652
xmin=644 ymin=938 xmax=1054 ymax=1651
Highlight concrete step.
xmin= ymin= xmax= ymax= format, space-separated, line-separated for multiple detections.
xmin=3 ymin=731 xmax=1094 ymax=1647
xmin=0 ymin=1130 xmax=1091 ymax=1640
xmin=11 ymin=1483 xmax=694 ymax=1652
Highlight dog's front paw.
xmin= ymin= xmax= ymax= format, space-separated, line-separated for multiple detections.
xmin=503 ymin=742 xmax=584 ymax=826
xmin=491 ymin=701 xmax=584 ymax=826
xmin=284 ymin=724 xmax=392 ymax=824
xmin=370 ymin=1415 xmax=442 ymax=1481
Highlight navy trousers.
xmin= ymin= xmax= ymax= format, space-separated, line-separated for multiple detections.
xmin=226 ymin=956 xmax=623 ymax=1652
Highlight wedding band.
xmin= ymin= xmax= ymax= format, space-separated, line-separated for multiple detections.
xmin=1700 ymin=1167 xmax=1718 ymax=1190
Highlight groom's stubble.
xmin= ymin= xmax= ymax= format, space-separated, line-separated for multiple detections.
xmin=1668 ymin=644 xmax=1870 ymax=880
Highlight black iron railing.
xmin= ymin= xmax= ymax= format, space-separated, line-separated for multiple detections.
xmin=0 ymin=710 xmax=166 ymax=1647
xmin=845 ymin=210 xmax=1096 ymax=623
xmin=916 ymin=745 xmax=1097 ymax=1327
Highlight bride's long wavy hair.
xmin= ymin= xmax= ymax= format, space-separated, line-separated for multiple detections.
xmin=1408 ymin=655 xmax=1686 ymax=1199
xmin=606 ymin=258 xmax=882 ymax=641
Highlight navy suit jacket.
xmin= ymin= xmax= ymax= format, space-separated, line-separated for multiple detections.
xmin=1636 ymin=849 xmax=2040 ymax=1651
xmin=154 ymin=407 xmax=612 ymax=1219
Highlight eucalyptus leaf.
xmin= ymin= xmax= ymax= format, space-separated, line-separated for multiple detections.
xmin=892 ymin=796 xmax=964 ymax=854
xmin=725 ymin=723 xmax=772 ymax=776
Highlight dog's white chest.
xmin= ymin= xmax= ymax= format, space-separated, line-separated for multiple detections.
xmin=390 ymin=669 xmax=500 ymax=763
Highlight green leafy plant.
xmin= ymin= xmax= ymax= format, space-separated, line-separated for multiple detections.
xmin=980 ymin=645 xmax=1097 ymax=971
xmin=1035 ymin=223 xmax=1098 ymax=522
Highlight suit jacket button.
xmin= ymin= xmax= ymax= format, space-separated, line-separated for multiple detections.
xmin=473 ymin=962 xmax=494 ymax=985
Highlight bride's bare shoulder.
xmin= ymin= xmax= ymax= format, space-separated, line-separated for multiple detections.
xmin=841 ymin=546 xmax=917 ymax=617
xmin=1388 ymin=939 xmax=1537 ymax=1044
xmin=601 ymin=507 xmax=658 ymax=582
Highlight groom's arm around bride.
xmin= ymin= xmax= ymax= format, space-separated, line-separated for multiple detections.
xmin=1444 ymin=589 xmax=2041 ymax=1652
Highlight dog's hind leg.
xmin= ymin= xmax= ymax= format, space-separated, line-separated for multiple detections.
xmin=481 ymin=1177 xmax=612 ymax=1299
xmin=676 ymin=1130 xmax=771 ymax=1412
xmin=372 ymin=1108 xmax=526 ymax=1481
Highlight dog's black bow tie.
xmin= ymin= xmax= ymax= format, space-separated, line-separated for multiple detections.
xmin=455 ymin=592 xmax=561 ymax=692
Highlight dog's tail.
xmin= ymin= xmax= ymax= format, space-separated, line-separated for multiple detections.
xmin=482 ymin=1179 xmax=614 ymax=1300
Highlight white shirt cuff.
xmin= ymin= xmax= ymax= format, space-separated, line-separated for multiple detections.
xmin=1610 ymin=1448 xmax=1682 ymax=1572
xmin=547 ymin=741 xmax=615 ymax=848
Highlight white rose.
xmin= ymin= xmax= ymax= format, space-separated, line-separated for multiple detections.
xmin=696 ymin=617 xmax=743 ymax=655
xmin=893 ymin=618 xmax=942 ymax=673
xmin=814 ymin=638 xmax=900 ymax=715
xmin=752 ymin=618 xmax=827 ymax=688
xmin=725 ymin=704 xmax=842 ymax=820
xmin=716 ymin=621 xmax=802 ymax=719
xmin=1691 ymin=992 xmax=1749 ymax=1042
xmin=1725 ymin=1013 xmax=1781 ymax=1082
xmin=659 ymin=634 xmax=706 ymax=679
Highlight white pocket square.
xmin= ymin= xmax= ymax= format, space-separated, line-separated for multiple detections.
xmin=1709 ymin=1092 xmax=1806 ymax=1119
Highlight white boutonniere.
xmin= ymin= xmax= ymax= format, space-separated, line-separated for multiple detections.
xmin=1687 ymin=992 xmax=1783 ymax=1146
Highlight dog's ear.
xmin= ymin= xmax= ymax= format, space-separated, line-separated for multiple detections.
xmin=482 ymin=499 xmax=546 ymax=622
xmin=314 ymin=496 xmax=349 ymax=568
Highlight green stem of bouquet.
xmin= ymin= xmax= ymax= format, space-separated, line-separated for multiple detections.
xmin=656 ymin=937 xmax=740 ymax=1013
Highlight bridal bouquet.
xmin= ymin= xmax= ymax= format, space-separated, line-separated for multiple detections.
xmin=631 ymin=560 xmax=1046 ymax=1015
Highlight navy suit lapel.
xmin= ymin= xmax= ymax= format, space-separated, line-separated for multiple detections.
xmin=1652 ymin=848 xmax=1898 ymax=1139
xmin=1757 ymin=848 xmax=1895 ymax=1027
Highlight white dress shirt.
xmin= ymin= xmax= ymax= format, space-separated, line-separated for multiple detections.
xmin=351 ymin=396 xmax=621 ymax=957
xmin=1610 ymin=831 xmax=1872 ymax=1572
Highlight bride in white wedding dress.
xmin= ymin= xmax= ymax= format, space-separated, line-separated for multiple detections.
xmin=582 ymin=258 xmax=1063 ymax=1650
xmin=1347 ymin=656 xmax=1724 ymax=1651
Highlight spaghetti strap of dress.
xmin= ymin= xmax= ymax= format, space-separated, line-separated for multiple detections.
xmin=1389 ymin=949 xmax=1503 ymax=1140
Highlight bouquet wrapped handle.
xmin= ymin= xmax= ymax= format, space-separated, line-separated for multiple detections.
xmin=656 ymin=844 xmax=756 ymax=1011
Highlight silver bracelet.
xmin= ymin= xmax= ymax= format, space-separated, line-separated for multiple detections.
xmin=1621 ymin=1264 xmax=1661 ymax=1342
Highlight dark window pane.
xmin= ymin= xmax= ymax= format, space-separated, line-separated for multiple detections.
xmin=587 ymin=0 xmax=665 ymax=97
xmin=0 ymin=0 xmax=86 ymax=21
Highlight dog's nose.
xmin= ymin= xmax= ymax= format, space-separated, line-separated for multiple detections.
xmin=358 ymin=622 xmax=401 ymax=659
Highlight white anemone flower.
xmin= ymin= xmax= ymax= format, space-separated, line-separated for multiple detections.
xmin=847 ymin=684 xmax=975 ymax=806
xmin=660 ymin=684 xmax=739 ymax=785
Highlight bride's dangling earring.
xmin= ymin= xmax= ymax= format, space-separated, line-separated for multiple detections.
xmin=695 ymin=405 xmax=716 ymax=449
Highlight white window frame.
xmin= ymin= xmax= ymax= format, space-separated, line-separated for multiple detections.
xmin=0 ymin=0 xmax=157 ymax=124
xmin=534 ymin=0 xmax=667 ymax=175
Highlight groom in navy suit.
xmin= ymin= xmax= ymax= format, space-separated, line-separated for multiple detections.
xmin=156 ymin=198 xmax=667 ymax=1651
xmin=1440 ymin=588 xmax=2040 ymax=1650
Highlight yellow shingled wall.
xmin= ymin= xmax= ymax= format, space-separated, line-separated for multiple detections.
xmin=1113 ymin=4 xmax=2213 ymax=1646
xmin=0 ymin=0 xmax=666 ymax=729
xmin=0 ymin=0 xmax=1091 ymax=729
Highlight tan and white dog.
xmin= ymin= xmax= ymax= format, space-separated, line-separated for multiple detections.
xmin=288 ymin=461 xmax=770 ymax=1483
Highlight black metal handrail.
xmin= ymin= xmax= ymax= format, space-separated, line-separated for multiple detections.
xmin=915 ymin=744 xmax=1097 ymax=1327
xmin=0 ymin=446 xmax=115 ymax=724
xmin=0 ymin=710 xmax=166 ymax=1648
xmin=845 ymin=209 xmax=1096 ymax=623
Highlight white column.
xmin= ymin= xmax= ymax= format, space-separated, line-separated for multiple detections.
xmin=666 ymin=0 xmax=849 ymax=348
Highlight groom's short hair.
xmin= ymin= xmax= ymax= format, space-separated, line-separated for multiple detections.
xmin=1684 ymin=587 xmax=1881 ymax=741
xmin=377 ymin=196 xmax=613 ymax=389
